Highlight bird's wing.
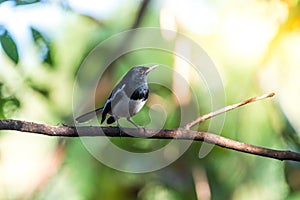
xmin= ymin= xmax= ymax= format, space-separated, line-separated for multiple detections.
xmin=129 ymin=85 xmax=149 ymax=116
xmin=101 ymin=84 xmax=126 ymax=123
xmin=101 ymin=100 xmax=111 ymax=123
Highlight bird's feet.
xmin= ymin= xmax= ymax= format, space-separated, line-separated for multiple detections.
xmin=136 ymin=126 xmax=147 ymax=138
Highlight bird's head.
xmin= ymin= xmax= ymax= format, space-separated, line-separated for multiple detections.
xmin=132 ymin=65 xmax=158 ymax=76
xmin=125 ymin=65 xmax=158 ymax=82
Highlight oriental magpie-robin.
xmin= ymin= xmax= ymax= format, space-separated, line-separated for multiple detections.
xmin=75 ymin=65 xmax=158 ymax=128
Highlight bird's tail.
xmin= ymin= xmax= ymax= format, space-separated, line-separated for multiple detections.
xmin=75 ymin=107 xmax=103 ymax=123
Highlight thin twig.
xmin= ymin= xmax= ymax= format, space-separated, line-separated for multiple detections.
xmin=0 ymin=119 xmax=299 ymax=162
xmin=184 ymin=92 xmax=275 ymax=130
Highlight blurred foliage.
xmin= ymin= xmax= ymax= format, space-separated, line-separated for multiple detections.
xmin=0 ymin=0 xmax=40 ymax=5
xmin=0 ymin=82 xmax=20 ymax=118
xmin=15 ymin=0 xmax=40 ymax=5
xmin=1 ymin=0 xmax=300 ymax=200
xmin=30 ymin=27 xmax=54 ymax=67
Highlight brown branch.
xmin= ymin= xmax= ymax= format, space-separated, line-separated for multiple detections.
xmin=184 ymin=92 xmax=275 ymax=129
xmin=131 ymin=0 xmax=151 ymax=29
xmin=105 ymin=0 xmax=152 ymax=72
xmin=0 ymin=119 xmax=299 ymax=162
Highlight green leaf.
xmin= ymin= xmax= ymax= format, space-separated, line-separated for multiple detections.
xmin=0 ymin=29 xmax=19 ymax=64
xmin=15 ymin=0 xmax=40 ymax=5
xmin=0 ymin=0 xmax=9 ymax=4
xmin=30 ymin=27 xmax=54 ymax=67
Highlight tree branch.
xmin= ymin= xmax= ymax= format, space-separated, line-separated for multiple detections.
xmin=131 ymin=0 xmax=151 ymax=29
xmin=184 ymin=92 xmax=275 ymax=129
xmin=1 ymin=92 xmax=299 ymax=162
xmin=0 ymin=119 xmax=300 ymax=162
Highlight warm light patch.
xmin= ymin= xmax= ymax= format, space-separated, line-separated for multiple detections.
xmin=160 ymin=7 xmax=177 ymax=40
xmin=172 ymin=38 xmax=192 ymax=105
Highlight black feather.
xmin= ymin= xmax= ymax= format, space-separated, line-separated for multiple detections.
xmin=76 ymin=107 xmax=103 ymax=123
xmin=107 ymin=116 xmax=115 ymax=124
xmin=130 ymin=86 xmax=149 ymax=101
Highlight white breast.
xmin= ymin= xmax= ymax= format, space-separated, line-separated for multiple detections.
xmin=110 ymin=92 xmax=146 ymax=118
xmin=130 ymin=99 xmax=146 ymax=116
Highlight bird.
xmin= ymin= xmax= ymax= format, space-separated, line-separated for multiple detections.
xmin=75 ymin=65 xmax=158 ymax=129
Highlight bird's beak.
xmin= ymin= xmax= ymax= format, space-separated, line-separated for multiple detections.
xmin=146 ymin=64 xmax=158 ymax=74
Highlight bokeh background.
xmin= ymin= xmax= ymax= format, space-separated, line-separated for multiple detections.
xmin=1 ymin=0 xmax=300 ymax=199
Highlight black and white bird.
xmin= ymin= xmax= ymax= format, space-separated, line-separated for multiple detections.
xmin=75 ymin=65 xmax=158 ymax=128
